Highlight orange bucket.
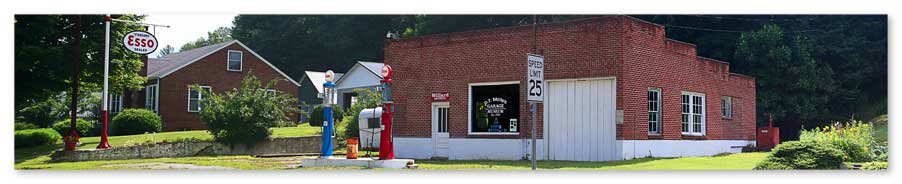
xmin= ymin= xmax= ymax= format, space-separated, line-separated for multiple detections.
xmin=347 ymin=137 xmax=359 ymax=159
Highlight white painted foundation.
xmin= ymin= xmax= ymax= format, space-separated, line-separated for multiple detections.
xmin=395 ymin=137 xmax=754 ymax=161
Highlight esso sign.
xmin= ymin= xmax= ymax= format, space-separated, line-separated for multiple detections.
xmin=122 ymin=31 xmax=158 ymax=55
xmin=381 ymin=65 xmax=392 ymax=79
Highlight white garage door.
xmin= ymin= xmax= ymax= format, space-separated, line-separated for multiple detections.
xmin=546 ymin=78 xmax=617 ymax=161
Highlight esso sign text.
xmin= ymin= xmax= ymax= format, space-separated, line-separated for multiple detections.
xmin=122 ymin=31 xmax=158 ymax=55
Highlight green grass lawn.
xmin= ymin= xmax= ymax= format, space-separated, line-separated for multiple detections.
xmin=871 ymin=114 xmax=888 ymax=143
xmin=15 ymin=125 xmax=321 ymax=166
xmin=417 ymin=152 xmax=768 ymax=170
xmin=16 ymin=152 xmax=768 ymax=170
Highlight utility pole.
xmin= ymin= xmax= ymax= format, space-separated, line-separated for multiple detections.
xmin=64 ymin=15 xmax=82 ymax=151
xmin=530 ymin=14 xmax=538 ymax=171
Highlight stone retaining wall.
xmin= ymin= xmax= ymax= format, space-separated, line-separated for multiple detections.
xmin=51 ymin=136 xmax=333 ymax=162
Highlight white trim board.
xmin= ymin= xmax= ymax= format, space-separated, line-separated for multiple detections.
xmin=155 ymin=40 xmax=301 ymax=86
xmin=620 ymin=140 xmax=755 ymax=159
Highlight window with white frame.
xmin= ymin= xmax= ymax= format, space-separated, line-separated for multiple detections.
xmin=188 ymin=86 xmax=212 ymax=112
xmin=469 ymin=82 xmax=520 ymax=134
xmin=227 ymin=50 xmax=242 ymax=71
xmin=681 ymin=92 xmax=705 ymax=136
xmin=145 ymin=85 xmax=158 ymax=113
xmin=722 ymin=96 xmax=733 ymax=119
xmin=648 ymin=88 xmax=662 ymax=134
xmin=110 ymin=94 xmax=123 ymax=114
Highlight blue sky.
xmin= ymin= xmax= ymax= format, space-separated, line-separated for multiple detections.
xmin=143 ymin=13 xmax=237 ymax=58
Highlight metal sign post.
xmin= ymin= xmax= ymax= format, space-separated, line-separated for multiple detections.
xmin=97 ymin=15 xmax=169 ymax=150
xmin=527 ymin=14 xmax=544 ymax=171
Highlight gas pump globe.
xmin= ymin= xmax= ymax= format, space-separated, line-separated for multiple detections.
xmin=320 ymin=70 xmax=336 ymax=158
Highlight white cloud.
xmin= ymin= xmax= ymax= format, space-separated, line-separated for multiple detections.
xmin=143 ymin=13 xmax=237 ymax=58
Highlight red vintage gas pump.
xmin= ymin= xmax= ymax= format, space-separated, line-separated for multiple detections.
xmin=757 ymin=113 xmax=780 ymax=150
xmin=378 ymin=65 xmax=394 ymax=160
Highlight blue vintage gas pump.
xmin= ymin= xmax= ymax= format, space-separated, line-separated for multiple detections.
xmin=320 ymin=70 xmax=336 ymax=158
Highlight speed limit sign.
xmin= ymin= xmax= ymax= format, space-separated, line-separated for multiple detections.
xmin=527 ymin=53 xmax=544 ymax=102
xmin=122 ymin=30 xmax=158 ymax=55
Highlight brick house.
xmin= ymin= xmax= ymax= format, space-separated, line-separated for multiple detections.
xmin=129 ymin=40 xmax=300 ymax=131
xmin=384 ymin=15 xmax=756 ymax=161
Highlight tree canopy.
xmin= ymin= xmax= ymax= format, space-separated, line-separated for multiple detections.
xmin=15 ymin=15 xmax=148 ymax=110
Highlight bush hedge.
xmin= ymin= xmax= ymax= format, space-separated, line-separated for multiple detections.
xmin=15 ymin=122 xmax=39 ymax=130
xmin=198 ymin=74 xmax=299 ymax=145
xmin=112 ymin=109 xmax=163 ymax=135
xmin=15 ymin=128 xmax=62 ymax=148
xmin=800 ymin=120 xmax=875 ymax=162
xmin=755 ymin=141 xmax=845 ymax=170
xmin=51 ymin=118 xmax=96 ymax=137
xmin=308 ymin=105 xmax=344 ymax=127
xmin=860 ymin=162 xmax=888 ymax=170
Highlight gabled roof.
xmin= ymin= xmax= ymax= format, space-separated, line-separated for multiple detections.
xmin=334 ymin=61 xmax=383 ymax=85
xmin=302 ymin=71 xmax=344 ymax=93
xmin=146 ymin=40 xmax=300 ymax=86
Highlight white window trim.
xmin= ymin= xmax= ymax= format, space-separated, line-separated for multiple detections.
xmin=188 ymin=86 xmax=212 ymax=112
xmin=648 ymin=88 xmax=662 ymax=135
xmin=681 ymin=91 xmax=706 ymax=136
xmin=145 ymin=84 xmax=159 ymax=113
xmin=722 ymin=96 xmax=733 ymax=119
xmin=227 ymin=50 xmax=243 ymax=72
xmin=468 ymin=81 xmax=521 ymax=135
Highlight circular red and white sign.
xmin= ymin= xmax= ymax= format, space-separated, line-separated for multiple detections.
xmin=381 ymin=65 xmax=392 ymax=79
xmin=122 ymin=30 xmax=158 ymax=55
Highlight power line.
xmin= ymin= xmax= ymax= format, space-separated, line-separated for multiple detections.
xmin=685 ymin=15 xmax=817 ymax=22
xmin=661 ymin=24 xmax=825 ymax=34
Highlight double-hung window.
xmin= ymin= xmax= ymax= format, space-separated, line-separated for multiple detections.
xmin=145 ymin=85 xmax=158 ymax=113
xmin=681 ymin=92 xmax=705 ymax=136
xmin=110 ymin=94 xmax=123 ymax=114
xmin=227 ymin=50 xmax=242 ymax=71
xmin=188 ymin=86 xmax=212 ymax=112
xmin=647 ymin=88 xmax=662 ymax=134
xmin=722 ymin=96 xmax=733 ymax=119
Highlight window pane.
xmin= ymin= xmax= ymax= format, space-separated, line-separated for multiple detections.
xmin=228 ymin=52 xmax=241 ymax=61
xmin=189 ymin=89 xmax=199 ymax=99
xmin=470 ymin=84 xmax=519 ymax=133
xmin=189 ymin=99 xmax=198 ymax=111
xmin=681 ymin=114 xmax=688 ymax=132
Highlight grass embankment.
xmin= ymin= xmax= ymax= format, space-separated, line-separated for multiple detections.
xmin=15 ymin=125 xmax=321 ymax=168
xmin=871 ymin=114 xmax=888 ymax=143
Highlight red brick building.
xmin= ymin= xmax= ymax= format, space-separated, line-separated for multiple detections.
xmin=130 ymin=40 xmax=300 ymax=131
xmin=384 ymin=15 xmax=756 ymax=161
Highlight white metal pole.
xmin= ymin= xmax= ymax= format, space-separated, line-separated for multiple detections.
xmin=103 ymin=14 xmax=110 ymax=114
xmin=96 ymin=14 xmax=113 ymax=149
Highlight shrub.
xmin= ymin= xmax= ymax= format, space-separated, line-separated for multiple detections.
xmin=339 ymin=88 xmax=382 ymax=140
xmin=860 ymin=162 xmax=888 ymax=170
xmin=112 ymin=109 xmax=162 ymax=135
xmin=198 ymin=73 xmax=299 ymax=145
xmin=754 ymin=141 xmax=845 ymax=170
xmin=309 ymin=105 xmax=325 ymax=126
xmin=308 ymin=105 xmax=344 ymax=127
xmin=15 ymin=122 xmax=39 ymax=130
xmin=800 ymin=120 xmax=875 ymax=162
xmin=15 ymin=128 xmax=62 ymax=148
xmin=51 ymin=118 xmax=96 ymax=137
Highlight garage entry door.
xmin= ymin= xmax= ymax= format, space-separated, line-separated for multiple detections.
xmin=546 ymin=78 xmax=617 ymax=161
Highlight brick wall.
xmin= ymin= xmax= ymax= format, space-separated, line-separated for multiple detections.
xmin=157 ymin=43 xmax=299 ymax=131
xmin=384 ymin=15 xmax=755 ymax=141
